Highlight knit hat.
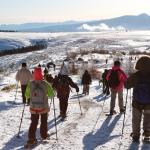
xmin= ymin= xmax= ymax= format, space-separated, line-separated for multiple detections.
xmin=135 ymin=56 xmax=150 ymax=72
xmin=33 ymin=67 xmax=43 ymax=80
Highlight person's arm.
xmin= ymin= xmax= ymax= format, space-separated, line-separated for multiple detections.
xmin=69 ymin=78 xmax=79 ymax=92
xmin=46 ymin=82 xmax=55 ymax=98
xmin=124 ymin=73 xmax=136 ymax=89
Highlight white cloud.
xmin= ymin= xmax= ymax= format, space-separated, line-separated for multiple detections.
xmin=78 ymin=23 xmax=126 ymax=31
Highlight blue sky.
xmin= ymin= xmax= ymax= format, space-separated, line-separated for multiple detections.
xmin=0 ymin=0 xmax=150 ymax=24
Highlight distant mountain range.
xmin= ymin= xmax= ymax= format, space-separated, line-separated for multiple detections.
xmin=0 ymin=13 xmax=150 ymax=32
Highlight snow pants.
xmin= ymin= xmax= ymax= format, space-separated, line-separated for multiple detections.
xmin=110 ymin=89 xmax=124 ymax=111
xmin=28 ymin=113 xmax=48 ymax=140
xmin=59 ymin=97 xmax=68 ymax=117
xmin=132 ymin=107 xmax=150 ymax=137
xmin=83 ymin=84 xmax=89 ymax=95
xmin=21 ymin=84 xmax=29 ymax=104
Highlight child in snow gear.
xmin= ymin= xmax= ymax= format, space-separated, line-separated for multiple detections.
xmin=44 ymin=68 xmax=53 ymax=83
xmin=125 ymin=56 xmax=150 ymax=143
xmin=53 ymin=65 xmax=79 ymax=119
xmin=25 ymin=67 xmax=54 ymax=146
xmin=102 ymin=69 xmax=110 ymax=95
xmin=81 ymin=70 xmax=92 ymax=95
xmin=106 ymin=60 xmax=127 ymax=115
xmin=16 ymin=63 xmax=33 ymax=104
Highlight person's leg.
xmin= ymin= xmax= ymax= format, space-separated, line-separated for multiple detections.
xmin=86 ymin=84 xmax=89 ymax=95
xmin=118 ymin=89 xmax=124 ymax=112
xmin=132 ymin=107 xmax=142 ymax=139
xmin=143 ymin=109 xmax=150 ymax=137
xmin=83 ymin=84 xmax=86 ymax=94
xmin=28 ymin=114 xmax=39 ymax=142
xmin=59 ymin=98 xmax=68 ymax=117
xmin=40 ymin=113 xmax=48 ymax=139
xmin=110 ymin=89 xmax=117 ymax=113
xmin=21 ymin=84 xmax=27 ymax=104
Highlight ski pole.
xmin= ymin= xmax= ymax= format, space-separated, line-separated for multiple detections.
xmin=130 ymin=89 xmax=132 ymax=111
xmin=14 ymin=82 xmax=19 ymax=104
xmin=49 ymin=98 xmax=52 ymax=113
xmin=77 ymin=92 xmax=83 ymax=115
xmin=121 ymin=89 xmax=128 ymax=137
xmin=52 ymin=97 xmax=58 ymax=141
xmin=17 ymin=103 xmax=26 ymax=138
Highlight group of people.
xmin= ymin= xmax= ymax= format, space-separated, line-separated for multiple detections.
xmin=15 ymin=55 xmax=150 ymax=146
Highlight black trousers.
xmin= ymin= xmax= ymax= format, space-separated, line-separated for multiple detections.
xmin=21 ymin=84 xmax=30 ymax=104
xmin=28 ymin=113 xmax=48 ymax=140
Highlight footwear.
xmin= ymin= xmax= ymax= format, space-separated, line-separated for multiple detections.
xmin=130 ymin=133 xmax=140 ymax=143
xmin=109 ymin=110 xmax=117 ymax=115
xmin=24 ymin=139 xmax=37 ymax=148
xmin=120 ymin=108 xmax=125 ymax=113
xmin=42 ymin=134 xmax=50 ymax=140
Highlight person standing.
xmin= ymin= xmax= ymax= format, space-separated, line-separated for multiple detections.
xmin=81 ymin=70 xmax=92 ymax=95
xmin=24 ymin=67 xmax=55 ymax=147
xmin=106 ymin=60 xmax=127 ymax=115
xmin=53 ymin=65 xmax=79 ymax=119
xmin=125 ymin=56 xmax=150 ymax=143
xmin=16 ymin=63 xmax=33 ymax=104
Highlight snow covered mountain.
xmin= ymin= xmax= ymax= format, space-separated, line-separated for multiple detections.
xmin=0 ymin=13 xmax=150 ymax=32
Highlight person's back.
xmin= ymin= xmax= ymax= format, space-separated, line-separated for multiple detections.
xmin=106 ymin=60 xmax=127 ymax=115
xmin=25 ymin=67 xmax=54 ymax=147
xmin=125 ymin=56 xmax=150 ymax=142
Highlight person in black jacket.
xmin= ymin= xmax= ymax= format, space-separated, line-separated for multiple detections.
xmin=81 ymin=70 xmax=92 ymax=95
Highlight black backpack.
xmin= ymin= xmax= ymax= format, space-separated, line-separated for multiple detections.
xmin=108 ymin=70 xmax=120 ymax=88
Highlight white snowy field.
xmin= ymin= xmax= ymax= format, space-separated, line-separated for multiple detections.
xmin=0 ymin=31 xmax=150 ymax=150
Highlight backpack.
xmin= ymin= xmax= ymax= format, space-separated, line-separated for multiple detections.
xmin=133 ymin=73 xmax=150 ymax=104
xmin=57 ymin=77 xmax=70 ymax=96
xmin=30 ymin=81 xmax=47 ymax=110
xmin=108 ymin=70 xmax=120 ymax=88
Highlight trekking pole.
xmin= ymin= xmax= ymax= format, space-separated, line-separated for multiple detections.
xmin=49 ymin=98 xmax=52 ymax=113
xmin=17 ymin=103 xmax=26 ymax=138
xmin=52 ymin=97 xmax=58 ymax=141
xmin=91 ymin=91 xmax=107 ymax=132
xmin=77 ymin=92 xmax=83 ymax=115
xmin=121 ymin=89 xmax=128 ymax=137
xmin=14 ymin=82 xmax=19 ymax=104
xmin=130 ymin=89 xmax=132 ymax=111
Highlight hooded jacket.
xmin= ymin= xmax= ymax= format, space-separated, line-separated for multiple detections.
xmin=125 ymin=56 xmax=150 ymax=109
xmin=25 ymin=68 xmax=55 ymax=114
xmin=106 ymin=66 xmax=127 ymax=91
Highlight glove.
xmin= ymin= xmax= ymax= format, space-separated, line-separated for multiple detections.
xmin=76 ymin=87 xmax=79 ymax=93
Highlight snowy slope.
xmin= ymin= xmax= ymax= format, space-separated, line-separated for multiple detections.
xmin=0 ymin=31 xmax=150 ymax=150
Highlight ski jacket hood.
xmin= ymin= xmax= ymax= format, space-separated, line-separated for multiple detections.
xmin=135 ymin=56 xmax=150 ymax=72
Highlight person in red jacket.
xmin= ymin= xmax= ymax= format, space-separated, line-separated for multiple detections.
xmin=106 ymin=60 xmax=127 ymax=115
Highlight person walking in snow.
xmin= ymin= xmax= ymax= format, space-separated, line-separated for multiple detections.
xmin=43 ymin=68 xmax=53 ymax=83
xmin=81 ymin=70 xmax=92 ymax=95
xmin=106 ymin=60 xmax=127 ymax=115
xmin=125 ymin=56 xmax=150 ymax=143
xmin=25 ymin=67 xmax=55 ymax=147
xmin=16 ymin=62 xmax=33 ymax=104
xmin=53 ymin=64 xmax=79 ymax=119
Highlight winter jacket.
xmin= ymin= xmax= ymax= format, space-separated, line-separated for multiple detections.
xmin=81 ymin=72 xmax=92 ymax=85
xmin=16 ymin=67 xmax=33 ymax=85
xmin=106 ymin=66 xmax=127 ymax=91
xmin=53 ymin=75 xmax=79 ymax=99
xmin=25 ymin=80 xmax=55 ymax=114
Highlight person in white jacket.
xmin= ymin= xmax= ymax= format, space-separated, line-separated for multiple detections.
xmin=16 ymin=63 xmax=33 ymax=104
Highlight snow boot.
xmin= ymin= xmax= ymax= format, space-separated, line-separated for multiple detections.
xmin=109 ymin=110 xmax=117 ymax=115
xmin=130 ymin=133 xmax=140 ymax=143
xmin=24 ymin=139 xmax=37 ymax=149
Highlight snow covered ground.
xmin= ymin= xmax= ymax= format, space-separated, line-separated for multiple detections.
xmin=0 ymin=31 xmax=150 ymax=150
